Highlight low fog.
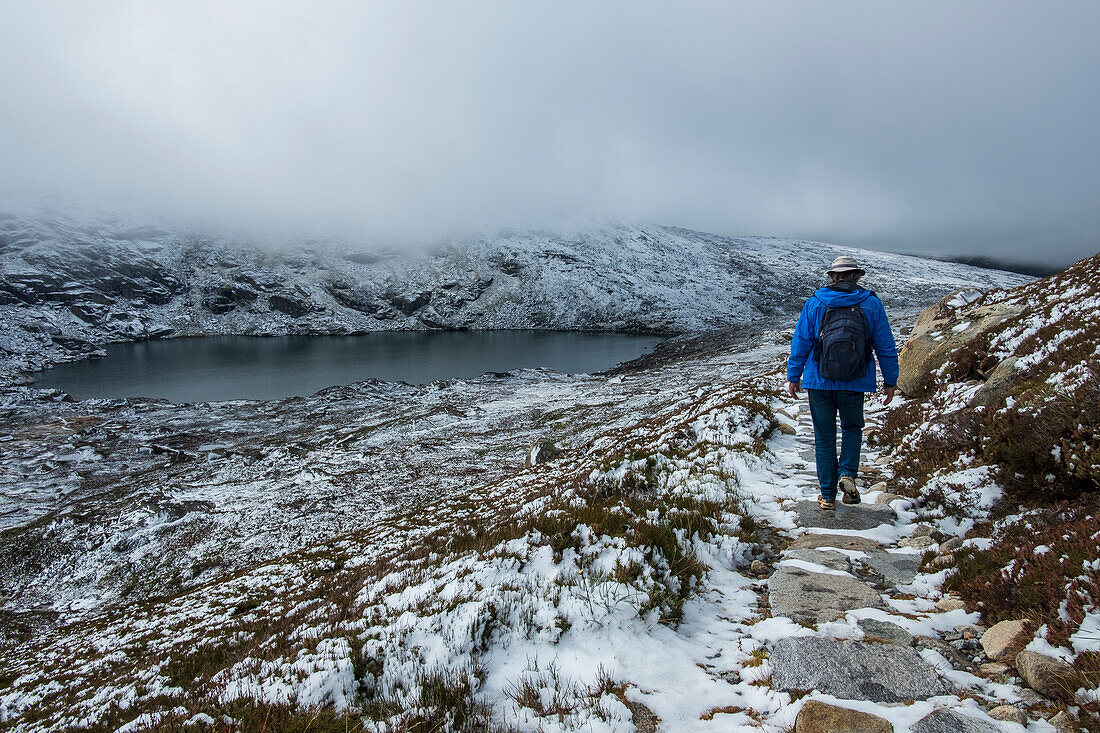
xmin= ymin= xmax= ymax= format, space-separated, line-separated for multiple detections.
xmin=1 ymin=1 xmax=1097 ymax=266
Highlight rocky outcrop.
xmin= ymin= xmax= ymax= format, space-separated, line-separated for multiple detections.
xmin=896 ymin=289 xmax=1021 ymax=398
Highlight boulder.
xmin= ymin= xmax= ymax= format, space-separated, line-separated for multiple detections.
xmin=987 ymin=705 xmax=1028 ymax=725
xmin=896 ymin=292 xmax=1020 ymax=398
xmin=971 ymin=356 xmax=1020 ymax=408
xmin=768 ymin=566 xmax=885 ymax=624
xmin=749 ymin=559 xmax=768 ymax=575
xmin=875 ymin=492 xmax=902 ymax=504
xmin=911 ymin=709 xmax=1001 ymax=733
xmin=857 ymin=618 xmax=914 ymax=646
xmin=792 ymin=501 xmax=896 ymax=531
xmin=788 ymin=534 xmax=883 ymax=553
xmin=777 ymin=422 xmax=797 ymax=435
xmin=794 ymin=700 xmax=893 ymax=733
xmin=771 ymin=637 xmax=951 ymax=702
xmin=980 ymin=619 xmax=1035 ymax=663
xmin=1014 ymin=650 xmax=1077 ymax=698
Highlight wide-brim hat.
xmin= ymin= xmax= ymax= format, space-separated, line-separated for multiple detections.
xmin=826 ymin=256 xmax=866 ymax=276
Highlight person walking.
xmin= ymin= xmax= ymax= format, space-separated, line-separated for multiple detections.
xmin=786 ymin=256 xmax=898 ymax=511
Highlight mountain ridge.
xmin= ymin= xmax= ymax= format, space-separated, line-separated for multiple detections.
xmin=0 ymin=206 xmax=1029 ymax=381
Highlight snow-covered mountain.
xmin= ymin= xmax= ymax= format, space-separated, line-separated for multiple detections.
xmin=0 ymin=204 xmax=1028 ymax=379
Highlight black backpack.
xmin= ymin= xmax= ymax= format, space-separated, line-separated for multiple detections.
xmin=813 ymin=293 xmax=874 ymax=381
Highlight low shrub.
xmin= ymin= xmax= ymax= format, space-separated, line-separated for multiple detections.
xmin=946 ymin=496 xmax=1100 ymax=646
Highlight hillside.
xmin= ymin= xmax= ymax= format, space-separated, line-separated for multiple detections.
xmin=8 ymin=208 xmax=1091 ymax=732
xmin=0 ymin=203 xmax=1027 ymax=380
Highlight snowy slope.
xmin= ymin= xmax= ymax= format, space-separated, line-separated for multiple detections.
xmin=0 ymin=203 xmax=1028 ymax=379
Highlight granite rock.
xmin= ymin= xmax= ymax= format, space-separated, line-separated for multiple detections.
xmin=771 ymin=637 xmax=951 ymax=703
xmin=768 ymin=566 xmax=885 ymax=624
xmin=794 ymin=700 xmax=894 ymax=733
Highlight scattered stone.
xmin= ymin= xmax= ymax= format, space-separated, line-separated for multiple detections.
xmin=916 ymin=636 xmax=980 ymax=673
xmin=867 ymin=481 xmax=888 ymax=493
xmin=939 ymin=536 xmax=964 ymax=552
xmin=979 ymin=661 xmax=1011 ymax=676
xmin=788 ymin=533 xmax=883 ymax=553
xmin=972 ymin=356 xmax=1021 ymax=409
xmin=911 ymin=524 xmax=935 ymax=537
xmin=771 ymin=637 xmax=952 ymax=702
xmin=899 ymin=535 xmax=936 ymax=551
xmin=911 ymin=709 xmax=1001 ymax=733
xmin=875 ymin=455 xmax=891 ymax=465
xmin=782 ymin=548 xmax=852 ymax=572
xmin=1017 ymin=688 xmax=1051 ymax=707
xmin=1015 ymin=651 xmax=1078 ymax=699
xmin=858 ymin=618 xmax=914 ymax=646
xmin=794 ymin=700 xmax=894 ymax=733
xmin=777 ymin=422 xmax=797 ymax=435
xmin=792 ymin=501 xmax=896 ymax=531
xmin=1048 ymin=710 xmax=1080 ymax=732
xmin=988 ymin=705 xmax=1028 ymax=725
xmin=930 ymin=553 xmax=956 ymax=568
xmin=860 ymin=551 xmax=922 ymax=586
xmin=749 ymin=560 xmax=768 ymax=575
xmin=935 ymin=596 xmax=967 ymax=612
xmin=955 ymin=624 xmax=984 ymax=639
xmin=876 ymin=492 xmax=902 ymax=504
xmin=768 ymin=566 xmax=885 ymax=625
xmin=980 ymin=619 xmax=1035 ymax=663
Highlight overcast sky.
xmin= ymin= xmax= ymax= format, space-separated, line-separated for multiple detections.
xmin=1 ymin=1 xmax=1097 ymax=265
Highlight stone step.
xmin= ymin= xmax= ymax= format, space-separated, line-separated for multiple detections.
xmin=792 ymin=500 xmax=896 ymax=531
xmin=767 ymin=565 xmax=885 ymax=624
xmin=787 ymin=533 xmax=883 ymax=553
xmin=771 ymin=637 xmax=953 ymax=703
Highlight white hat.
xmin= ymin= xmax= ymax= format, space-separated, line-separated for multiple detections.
xmin=826 ymin=256 xmax=866 ymax=276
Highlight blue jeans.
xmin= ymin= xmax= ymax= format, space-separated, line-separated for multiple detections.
xmin=807 ymin=389 xmax=865 ymax=501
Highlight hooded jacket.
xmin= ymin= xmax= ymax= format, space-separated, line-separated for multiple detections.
xmin=786 ymin=284 xmax=899 ymax=392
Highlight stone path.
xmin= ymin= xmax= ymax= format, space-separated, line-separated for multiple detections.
xmin=756 ymin=403 xmax=1024 ymax=732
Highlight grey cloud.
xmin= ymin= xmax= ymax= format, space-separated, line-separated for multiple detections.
xmin=0 ymin=1 xmax=1097 ymax=265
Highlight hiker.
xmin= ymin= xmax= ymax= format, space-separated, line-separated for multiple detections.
xmin=785 ymin=256 xmax=898 ymax=511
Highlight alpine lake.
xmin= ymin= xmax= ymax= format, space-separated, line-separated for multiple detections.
xmin=34 ymin=330 xmax=665 ymax=403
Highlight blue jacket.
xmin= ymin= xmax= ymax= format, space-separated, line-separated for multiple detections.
xmin=786 ymin=285 xmax=899 ymax=392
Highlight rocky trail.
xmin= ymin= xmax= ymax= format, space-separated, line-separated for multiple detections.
xmin=696 ymin=399 xmax=1079 ymax=732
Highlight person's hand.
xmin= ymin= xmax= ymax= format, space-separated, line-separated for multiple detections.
xmin=787 ymin=381 xmax=801 ymax=399
xmin=882 ymin=385 xmax=896 ymax=405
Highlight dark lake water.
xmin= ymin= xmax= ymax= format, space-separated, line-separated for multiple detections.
xmin=35 ymin=331 xmax=664 ymax=402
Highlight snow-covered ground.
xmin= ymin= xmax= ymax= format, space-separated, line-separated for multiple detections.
xmin=1 ymin=203 xmax=1056 ymax=731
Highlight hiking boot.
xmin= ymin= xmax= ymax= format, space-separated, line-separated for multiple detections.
xmin=818 ymin=495 xmax=836 ymax=512
xmin=839 ymin=475 xmax=861 ymax=505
